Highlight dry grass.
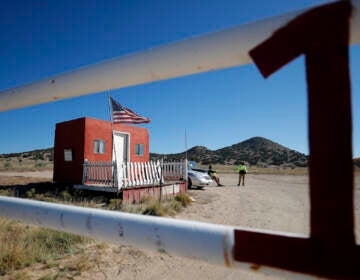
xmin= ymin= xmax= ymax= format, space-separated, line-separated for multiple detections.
xmin=0 ymin=158 xmax=53 ymax=172
xmin=0 ymin=176 xmax=50 ymax=186
xmin=121 ymin=194 xmax=192 ymax=216
xmin=0 ymin=179 xmax=192 ymax=217
xmin=0 ymin=219 xmax=89 ymax=277
xmin=0 ymin=192 xmax=191 ymax=278
xmin=0 ymin=175 xmax=193 ymax=278
xmin=246 ymin=166 xmax=309 ymax=175
xmin=196 ymin=164 xmax=309 ymax=175
xmin=175 ymin=193 xmax=192 ymax=207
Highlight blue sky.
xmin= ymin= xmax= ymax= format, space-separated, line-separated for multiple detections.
xmin=0 ymin=0 xmax=359 ymax=156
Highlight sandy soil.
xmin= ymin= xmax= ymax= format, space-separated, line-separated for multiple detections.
xmin=0 ymin=170 xmax=53 ymax=179
xmin=4 ymin=173 xmax=360 ymax=280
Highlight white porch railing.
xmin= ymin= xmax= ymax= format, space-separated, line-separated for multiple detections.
xmin=82 ymin=161 xmax=115 ymax=186
xmin=162 ymin=160 xmax=186 ymax=181
xmin=82 ymin=160 xmax=187 ymax=190
xmin=118 ymin=160 xmax=162 ymax=188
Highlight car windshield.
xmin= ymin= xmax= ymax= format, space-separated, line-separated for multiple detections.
xmin=188 ymin=161 xmax=197 ymax=169
xmin=187 ymin=161 xmax=208 ymax=173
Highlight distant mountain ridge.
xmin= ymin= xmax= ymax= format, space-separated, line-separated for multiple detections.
xmin=0 ymin=137 xmax=309 ymax=167
xmin=3 ymin=137 xmax=360 ymax=170
xmin=0 ymin=148 xmax=54 ymax=161
xmin=151 ymin=136 xmax=308 ymax=167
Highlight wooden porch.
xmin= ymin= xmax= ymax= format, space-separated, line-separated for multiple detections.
xmin=74 ymin=160 xmax=187 ymax=201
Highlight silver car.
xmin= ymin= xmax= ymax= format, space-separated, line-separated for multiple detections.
xmin=187 ymin=168 xmax=213 ymax=189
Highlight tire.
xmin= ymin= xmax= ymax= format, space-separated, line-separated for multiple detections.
xmin=187 ymin=177 xmax=192 ymax=189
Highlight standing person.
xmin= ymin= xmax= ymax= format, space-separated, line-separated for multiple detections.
xmin=208 ymin=165 xmax=223 ymax=187
xmin=237 ymin=161 xmax=247 ymax=186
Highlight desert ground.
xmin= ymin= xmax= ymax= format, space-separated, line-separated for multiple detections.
xmin=1 ymin=171 xmax=360 ymax=280
xmin=0 ymin=170 xmax=53 ymax=178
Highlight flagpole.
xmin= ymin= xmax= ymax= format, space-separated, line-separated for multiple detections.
xmin=107 ymin=92 xmax=117 ymax=191
xmin=185 ymin=128 xmax=188 ymax=161
xmin=107 ymin=92 xmax=115 ymax=135
xmin=107 ymin=92 xmax=113 ymax=124
xmin=185 ymin=128 xmax=188 ymax=189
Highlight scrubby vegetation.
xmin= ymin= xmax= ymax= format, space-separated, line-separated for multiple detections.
xmin=0 ymin=218 xmax=89 ymax=277
xmin=121 ymin=194 xmax=192 ymax=216
xmin=6 ymin=186 xmax=191 ymax=216
xmin=0 ymin=148 xmax=53 ymax=172
xmin=0 ymin=183 xmax=192 ymax=278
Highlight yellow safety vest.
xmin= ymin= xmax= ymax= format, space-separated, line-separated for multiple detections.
xmin=237 ymin=165 xmax=247 ymax=172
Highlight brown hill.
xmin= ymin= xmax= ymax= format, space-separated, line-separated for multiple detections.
xmin=151 ymin=137 xmax=308 ymax=167
xmin=0 ymin=148 xmax=54 ymax=161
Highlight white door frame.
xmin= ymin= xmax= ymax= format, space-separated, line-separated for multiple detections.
xmin=112 ymin=131 xmax=130 ymax=163
xmin=112 ymin=131 xmax=130 ymax=189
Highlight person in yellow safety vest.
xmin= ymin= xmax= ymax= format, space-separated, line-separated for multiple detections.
xmin=237 ymin=161 xmax=247 ymax=186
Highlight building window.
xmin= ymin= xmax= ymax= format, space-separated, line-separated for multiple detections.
xmin=135 ymin=144 xmax=144 ymax=156
xmin=64 ymin=149 xmax=73 ymax=162
xmin=93 ymin=140 xmax=106 ymax=154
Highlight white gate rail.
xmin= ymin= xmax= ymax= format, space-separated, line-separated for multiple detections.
xmin=0 ymin=1 xmax=359 ymax=112
xmin=0 ymin=195 xmax=312 ymax=279
xmin=0 ymin=196 xmax=240 ymax=267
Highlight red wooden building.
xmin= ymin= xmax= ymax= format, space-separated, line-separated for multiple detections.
xmin=53 ymin=116 xmax=187 ymax=202
xmin=53 ymin=117 xmax=149 ymax=184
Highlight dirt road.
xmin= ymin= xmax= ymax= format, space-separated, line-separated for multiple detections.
xmin=0 ymin=170 xmax=52 ymax=179
xmin=80 ymin=173 xmax=359 ymax=280
xmin=178 ymin=174 xmax=310 ymax=234
xmin=59 ymin=173 xmax=356 ymax=280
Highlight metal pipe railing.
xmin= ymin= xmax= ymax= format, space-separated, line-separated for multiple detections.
xmin=0 ymin=196 xmax=235 ymax=266
xmin=0 ymin=196 xmax=311 ymax=270
xmin=0 ymin=1 xmax=359 ymax=112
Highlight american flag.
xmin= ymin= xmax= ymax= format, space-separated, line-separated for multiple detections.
xmin=110 ymin=97 xmax=150 ymax=124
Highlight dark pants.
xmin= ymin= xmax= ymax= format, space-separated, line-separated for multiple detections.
xmin=238 ymin=171 xmax=246 ymax=186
